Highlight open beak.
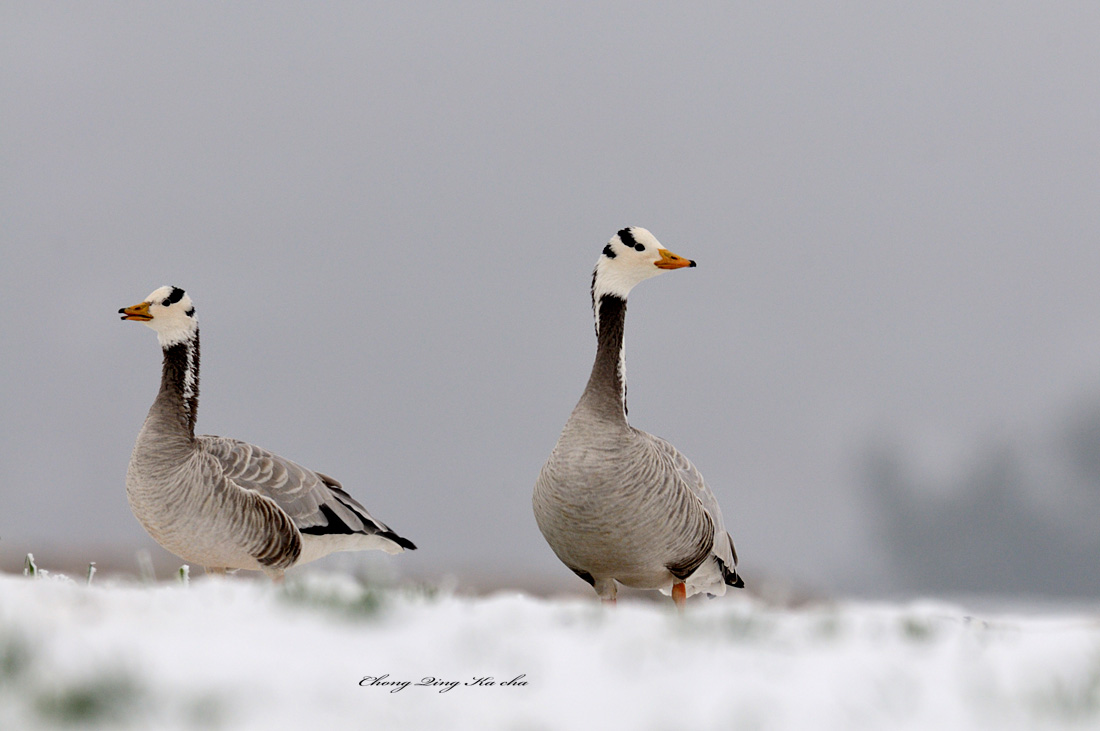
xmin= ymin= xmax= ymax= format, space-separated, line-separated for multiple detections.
xmin=655 ymin=248 xmax=696 ymax=270
xmin=119 ymin=301 xmax=153 ymax=322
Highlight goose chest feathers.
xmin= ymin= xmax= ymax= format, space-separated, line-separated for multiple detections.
xmin=120 ymin=286 xmax=415 ymax=580
xmin=533 ymin=228 xmax=744 ymax=607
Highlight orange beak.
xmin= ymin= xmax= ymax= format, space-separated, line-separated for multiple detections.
xmin=119 ymin=301 xmax=152 ymax=322
xmin=654 ymin=248 xmax=696 ymax=270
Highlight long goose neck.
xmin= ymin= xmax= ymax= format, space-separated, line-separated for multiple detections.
xmin=580 ymin=294 xmax=629 ymax=424
xmin=153 ymin=329 xmax=200 ymax=439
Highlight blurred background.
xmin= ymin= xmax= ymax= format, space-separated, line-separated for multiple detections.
xmin=3 ymin=2 xmax=1099 ymax=601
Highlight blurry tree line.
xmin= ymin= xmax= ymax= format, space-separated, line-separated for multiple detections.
xmin=863 ymin=397 xmax=1100 ymax=597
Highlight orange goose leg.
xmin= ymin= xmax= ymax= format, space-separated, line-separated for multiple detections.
xmin=672 ymin=582 xmax=687 ymax=612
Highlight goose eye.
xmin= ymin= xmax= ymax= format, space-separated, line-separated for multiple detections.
xmin=162 ymin=299 xmax=171 ymax=307
xmin=635 ymin=244 xmax=645 ymax=252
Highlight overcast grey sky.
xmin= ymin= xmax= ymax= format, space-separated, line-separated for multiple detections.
xmin=3 ymin=3 xmax=1099 ymax=596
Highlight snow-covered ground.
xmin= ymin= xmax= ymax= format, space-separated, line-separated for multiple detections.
xmin=1 ymin=571 xmax=1098 ymax=731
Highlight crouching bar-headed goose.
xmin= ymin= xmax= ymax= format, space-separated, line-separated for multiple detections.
xmin=533 ymin=228 xmax=744 ymax=609
xmin=120 ymin=286 xmax=415 ymax=580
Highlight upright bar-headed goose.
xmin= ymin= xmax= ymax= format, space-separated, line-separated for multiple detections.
xmin=120 ymin=286 xmax=415 ymax=580
xmin=533 ymin=228 xmax=744 ymax=608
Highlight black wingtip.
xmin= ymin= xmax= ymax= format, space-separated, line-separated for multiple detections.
xmin=382 ymin=531 xmax=417 ymax=551
xmin=718 ymin=557 xmax=745 ymax=589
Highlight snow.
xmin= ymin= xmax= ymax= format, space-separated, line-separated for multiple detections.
xmin=1 ymin=572 xmax=1099 ymax=730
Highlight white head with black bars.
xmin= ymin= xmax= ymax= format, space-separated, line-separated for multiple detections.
xmin=119 ymin=286 xmax=198 ymax=347
xmin=591 ymin=227 xmax=696 ymax=305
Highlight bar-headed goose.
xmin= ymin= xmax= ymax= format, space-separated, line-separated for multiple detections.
xmin=533 ymin=228 xmax=744 ymax=608
xmin=120 ymin=286 xmax=415 ymax=580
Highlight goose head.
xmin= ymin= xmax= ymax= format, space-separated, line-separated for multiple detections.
xmin=120 ymin=286 xmax=198 ymax=347
xmin=591 ymin=227 xmax=695 ymax=303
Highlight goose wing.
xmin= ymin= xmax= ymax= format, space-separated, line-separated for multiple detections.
xmin=197 ymin=436 xmax=415 ymax=549
xmin=641 ymin=431 xmax=740 ymax=577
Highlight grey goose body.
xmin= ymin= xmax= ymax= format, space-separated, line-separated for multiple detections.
xmin=121 ymin=286 xmax=415 ymax=579
xmin=533 ymin=228 xmax=743 ymax=607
